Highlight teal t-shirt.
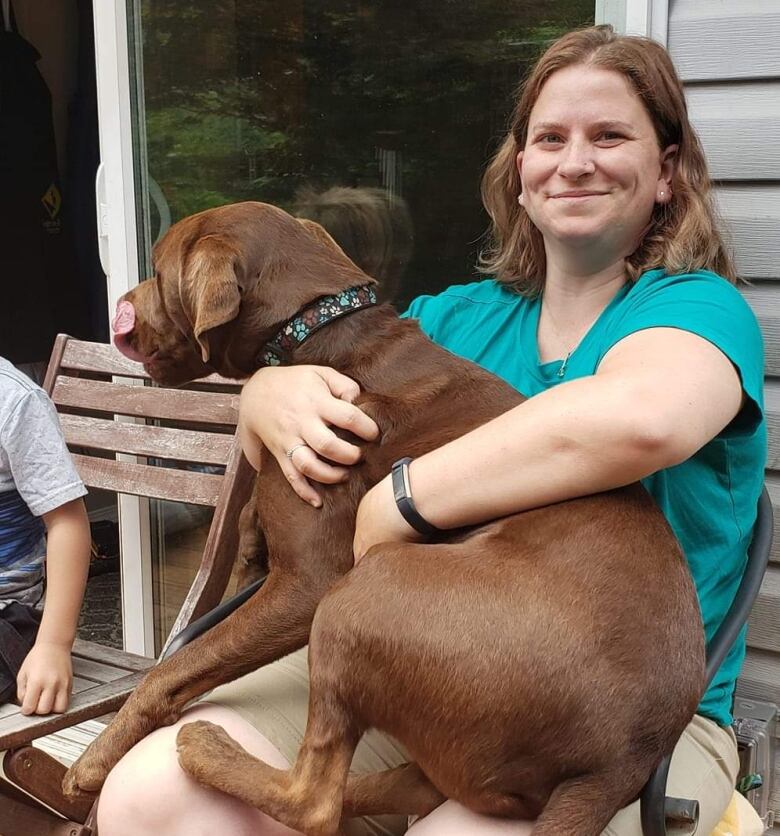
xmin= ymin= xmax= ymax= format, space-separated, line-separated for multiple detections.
xmin=402 ymin=268 xmax=766 ymax=726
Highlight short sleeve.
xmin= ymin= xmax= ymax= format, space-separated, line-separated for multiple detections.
xmin=401 ymin=293 xmax=458 ymax=341
xmin=600 ymin=271 xmax=764 ymax=436
xmin=401 ymin=282 xmax=494 ymax=346
xmin=0 ymin=390 xmax=87 ymax=516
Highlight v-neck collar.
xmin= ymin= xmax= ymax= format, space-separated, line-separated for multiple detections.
xmin=522 ymin=282 xmax=632 ymax=386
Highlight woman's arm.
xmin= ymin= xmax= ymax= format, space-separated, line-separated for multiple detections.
xmin=353 ymin=327 xmax=744 ymax=558
xmin=17 ymin=498 xmax=91 ymax=714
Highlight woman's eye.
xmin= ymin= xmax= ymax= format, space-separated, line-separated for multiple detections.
xmin=539 ymin=134 xmax=563 ymax=144
xmin=598 ymin=131 xmax=623 ymax=142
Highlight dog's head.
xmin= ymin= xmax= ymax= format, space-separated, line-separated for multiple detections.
xmin=112 ymin=202 xmax=374 ymax=385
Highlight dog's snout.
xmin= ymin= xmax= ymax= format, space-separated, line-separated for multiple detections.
xmin=112 ymin=300 xmax=136 ymax=336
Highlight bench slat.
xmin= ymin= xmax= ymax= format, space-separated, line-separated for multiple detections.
xmin=53 ymin=377 xmax=239 ymax=425
xmin=0 ymin=671 xmax=146 ymax=750
xmin=60 ymin=414 xmax=233 ymax=466
xmin=71 ymin=638 xmax=152 ymax=672
xmin=60 ymin=337 xmax=243 ymax=386
xmin=72 ymin=676 xmax=94 ymax=694
xmin=61 ymin=339 xmax=151 ymax=378
xmin=72 ymin=454 xmax=223 ymax=506
xmin=71 ymin=656 xmax=145 ymax=685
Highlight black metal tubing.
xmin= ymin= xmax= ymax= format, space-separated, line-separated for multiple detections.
xmin=159 ymin=577 xmax=266 ymax=662
xmin=640 ymin=486 xmax=773 ymax=835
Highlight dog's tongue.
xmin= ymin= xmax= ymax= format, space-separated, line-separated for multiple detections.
xmin=112 ymin=301 xmax=136 ymax=335
xmin=112 ymin=301 xmax=148 ymax=363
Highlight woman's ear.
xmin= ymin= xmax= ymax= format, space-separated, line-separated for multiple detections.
xmin=515 ymin=151 xmax=525 ymax=205
xmin=659 ymin=144 xmax=678 ymax=190
xmin=654 ymin=144 xmax=678 ymax=205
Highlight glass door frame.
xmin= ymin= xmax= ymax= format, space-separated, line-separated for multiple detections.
xmin=93 ymin=0 xmax=155 ymax=656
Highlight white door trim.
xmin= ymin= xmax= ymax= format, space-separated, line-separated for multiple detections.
xmin=92 ymin=0 xmax=155 ymax=657
xmin=596 ymin=0 xmax=668 ymax=44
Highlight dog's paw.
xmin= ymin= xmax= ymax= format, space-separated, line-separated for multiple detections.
xmin=176 ymin=720 xmax=247 ymax=784
xmin=62 ymin=750 xmax=109 ymax=799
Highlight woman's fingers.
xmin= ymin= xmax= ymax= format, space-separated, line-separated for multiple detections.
xmin=236 ymin=365 xmax=379 ymax=504
xmin=279 ymin=448 xmax=325 ymax=507
xmin=317 ymin=365 xmax=362 ymax=403
xmin=290 ymin=441 xmax=350 ymax=483
xmin=320 ymin=397 xmax=379 ymax=446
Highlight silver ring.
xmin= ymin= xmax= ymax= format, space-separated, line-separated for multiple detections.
xmin=285 ymin=442 xmax=309 ymax=460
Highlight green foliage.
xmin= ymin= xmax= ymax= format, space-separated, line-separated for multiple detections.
xmin=138 ymin=0 xmax=594 ymax=299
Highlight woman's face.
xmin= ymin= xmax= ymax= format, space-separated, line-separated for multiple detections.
xmin=516 ymin=64 xmax=676 ymax=265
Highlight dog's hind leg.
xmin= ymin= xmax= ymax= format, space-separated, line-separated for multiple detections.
xmin=530 ymin=769 xmax=639 ymax=836
xmin=177 ymin=690 xmax=362 ymax=835
xmin=342 ymin=763 xmax=446 ymax=819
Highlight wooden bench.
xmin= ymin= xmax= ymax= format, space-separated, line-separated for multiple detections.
xmin=0 ymin=335 xmax=253 ymax=836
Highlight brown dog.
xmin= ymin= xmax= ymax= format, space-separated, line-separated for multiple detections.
xmin=63 ymin=201 xmax=704 ymax=835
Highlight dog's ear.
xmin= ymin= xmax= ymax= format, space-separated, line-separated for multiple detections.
xmin=179 ymin=236 xmax=242 ymax=363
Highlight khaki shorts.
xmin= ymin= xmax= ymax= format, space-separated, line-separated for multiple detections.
xmin=202 ymin=647 xmax=739 ymax=836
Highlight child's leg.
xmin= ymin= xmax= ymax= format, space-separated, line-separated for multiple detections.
xmin=0 ymin=602 xmax=42 ymax=703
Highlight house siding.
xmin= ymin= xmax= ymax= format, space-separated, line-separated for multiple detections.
xmin=667 ymin=0 xmax=780 ymax=826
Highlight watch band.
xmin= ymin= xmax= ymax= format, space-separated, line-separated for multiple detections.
xmin=391 ymin=457 xmax=442 ymax=538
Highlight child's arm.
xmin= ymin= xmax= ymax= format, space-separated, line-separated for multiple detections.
xmin=17 ymin=498 xmax=90 ymax=715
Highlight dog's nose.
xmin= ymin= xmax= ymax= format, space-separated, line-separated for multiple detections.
xmin=112 ymin=300 xmax=136 ymax=335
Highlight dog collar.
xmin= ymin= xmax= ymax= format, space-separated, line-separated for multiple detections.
xmin=258 ymin=284 xmax=378 ymax=367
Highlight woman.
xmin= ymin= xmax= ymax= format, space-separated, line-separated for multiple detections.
xmin=97 ymin=25 xmax=765 ymax=836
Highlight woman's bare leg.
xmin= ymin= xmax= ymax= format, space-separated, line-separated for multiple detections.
xmin=406 ymin=801 xmax=533 ymax=835
xmin=96 ymin=702 xmax=301 ymax=836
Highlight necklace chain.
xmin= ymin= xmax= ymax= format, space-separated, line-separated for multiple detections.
xmin=541 ymin=300 xmax=599 ymax=379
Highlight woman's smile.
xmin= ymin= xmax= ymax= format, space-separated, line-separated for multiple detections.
xmin=549 ymin=190 xmax=609 ymax=200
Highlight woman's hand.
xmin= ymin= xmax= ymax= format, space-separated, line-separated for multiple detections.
xmin=353 ymin=473 xmax=422 ymax=563
xmin=238 ymin=365 xmax=380 ymax=506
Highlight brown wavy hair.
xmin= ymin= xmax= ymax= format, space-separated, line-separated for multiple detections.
xmin=479 ymin=25 xmax=736 ymax=294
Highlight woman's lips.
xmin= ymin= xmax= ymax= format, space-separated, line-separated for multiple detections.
xmin=550 ymin=191 xmax=608 ymax=199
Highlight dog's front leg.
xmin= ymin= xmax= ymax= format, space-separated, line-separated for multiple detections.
xmin=63 ymin=569 xmax=325 ymax=799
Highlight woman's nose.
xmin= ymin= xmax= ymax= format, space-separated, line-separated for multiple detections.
xmin=557 ymin=141 xmax=596 ymax=179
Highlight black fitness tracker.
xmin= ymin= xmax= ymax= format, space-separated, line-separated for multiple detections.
xmin=390 ymin=457 xmax=442 ymax=538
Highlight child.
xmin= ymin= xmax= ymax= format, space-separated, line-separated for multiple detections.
xmin=0 ymin=355 xmax=90 ymax=715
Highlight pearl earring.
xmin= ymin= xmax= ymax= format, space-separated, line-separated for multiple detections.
xmin=517 ymin=194 xmax=523 ymax=206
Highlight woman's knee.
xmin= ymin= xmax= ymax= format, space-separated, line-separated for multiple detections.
xmin=97 ymin=703 xmax=296 ymax=836
xmin=96 ymin=718 xmax=187 ymax=830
